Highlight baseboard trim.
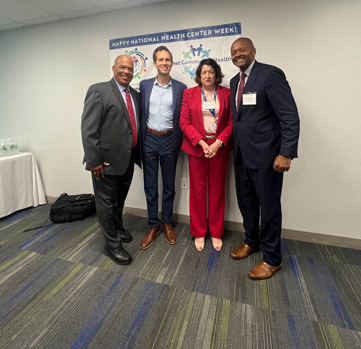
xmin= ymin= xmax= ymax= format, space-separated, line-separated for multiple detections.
xmin=46 ymin=196 xmax=57 ymax=204
xmin=280 ymin=228 xmax=361 ymax=249
xmin=45 ymin=199 xmax=360 ymax=249
xmin=124 ymin=206 xmax=361 ymax=250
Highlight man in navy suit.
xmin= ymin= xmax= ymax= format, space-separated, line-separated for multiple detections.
xmin=230 ymin=38 xmax=300 ymax=279
xmin=139 ymin=46 xmax=187 ymax=249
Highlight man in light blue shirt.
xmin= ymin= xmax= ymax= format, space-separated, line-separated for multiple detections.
xmin=139 ymin=46 xmax=187 ymax=249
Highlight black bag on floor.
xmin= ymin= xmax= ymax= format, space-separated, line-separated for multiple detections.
xmin=50 ymin=193 xmax=96 ymax=223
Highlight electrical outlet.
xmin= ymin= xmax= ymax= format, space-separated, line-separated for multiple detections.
xmin=181 ymin=178 xmax=188 ymax=189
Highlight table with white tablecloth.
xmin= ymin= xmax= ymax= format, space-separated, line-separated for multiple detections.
xmin=0 ymin=152 xmax=46 ymax=218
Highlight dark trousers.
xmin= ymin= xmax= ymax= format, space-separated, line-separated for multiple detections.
xmin=143 ymin=132 xmax=177 ymax=227
xmin=234 ymin=150 xmax=284 ymax=266
xmin=92 ymin=158 xmax=134 ymax=249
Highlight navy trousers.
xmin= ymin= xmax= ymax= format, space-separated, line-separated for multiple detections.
xmin=143 ymin=132 xmax=178 ymax=227
xmin=234 ymin=150 xmax=284 ymax=266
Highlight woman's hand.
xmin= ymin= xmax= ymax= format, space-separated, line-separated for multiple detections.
xmin=207 ymin=140 xmax=222 ymax=158
xmin=198 ymin=139 xmax=212 ymax=158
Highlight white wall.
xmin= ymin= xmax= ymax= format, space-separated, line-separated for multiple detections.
xmin=1 ymin=0 xmax=360 ymax=239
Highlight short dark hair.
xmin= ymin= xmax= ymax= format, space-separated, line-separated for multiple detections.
xmin=153 ymin=46 xmax=173 ymax=62
xmin=194 ymin=58 xmax=224 ymax=86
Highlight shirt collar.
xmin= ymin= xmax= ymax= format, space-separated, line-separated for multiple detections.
xmin=240 ymin=60 xmax=255 ymax=78
xmin=154 ymin=77 xmax=172 ymax=87
xmin=114 ymin=78 xmax=128 ymax=92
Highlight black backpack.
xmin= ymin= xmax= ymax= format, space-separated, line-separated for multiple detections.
xmin=50 ymin=193 xmax=96 ymax=223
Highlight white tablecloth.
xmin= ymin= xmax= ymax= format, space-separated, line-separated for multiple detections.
xmin=0 ymin=152 xmax=46 ymax=218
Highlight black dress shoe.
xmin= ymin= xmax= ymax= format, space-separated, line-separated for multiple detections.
xmin=120 ymin=228 xmax=132 ymax=243
xmin=104 ymin=245 xmax=132 ymax=265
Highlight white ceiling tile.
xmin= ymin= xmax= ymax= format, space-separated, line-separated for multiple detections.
xmin=24 ymin=0 xmax=95 ymax=15
xmin=0 ymin=15 xmax=14 ymax=26
xmin=59 ymin=7 xmax=105 ymax=19
xmin=149 ymin=0 xmax=173 ymax=3
xmin=0 ymin=0 xmax=51 ymax=21
xmin=0 ymin=22 xmax=24 ymax=31
xmin=0 ymin=0 xmax=179 ymax=32
xmin=100 ymin=1 xmax=150 ymax=11
xmin=21 ymin=15 xmax=62 ymax=25
xmin=88 ymin=0 xmax=130 ymax=6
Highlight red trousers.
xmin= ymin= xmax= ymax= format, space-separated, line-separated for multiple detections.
xmin=188 ymin=148 xmax=230 ymax=238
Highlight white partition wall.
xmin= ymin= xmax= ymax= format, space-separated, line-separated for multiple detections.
xmin=1 ymin=0 xmax=360 ymax=240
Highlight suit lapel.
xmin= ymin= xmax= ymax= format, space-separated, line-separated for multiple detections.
xmin=230 ymin=75 xmax=240 ymax=120
xmin=172 ymin=79 xmax=179 ymax=117
xmin=243 ymin=60 xmax=259 ymax=94
xmin=111 ymin=78 xmax=131 ymax=128
xmin=129 ymin=86 xmax=140 ymax=126
xmin=217 ymin=86 xmax=225 ymax=126
xmin=238 ymin=61 xmax=260 ymax=115
xmin=195 ymin=86 xmax=205 ymax=130
xmin=145 ymin=78 xmax=155 ymax=117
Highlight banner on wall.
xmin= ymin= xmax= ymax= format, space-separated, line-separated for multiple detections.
xmin=109 ymin=22 xmax=241 ymax=90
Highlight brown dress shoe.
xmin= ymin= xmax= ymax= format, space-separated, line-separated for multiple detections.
xmin=248 ymin=260 xmax=282 ymax=280
xmin=162 ymin=224 xmax=177 ymax=245
xmin=231 ymin=243 xmax=258 ymax=259
xmin=140 ymin=227 xmax=161 ymax=250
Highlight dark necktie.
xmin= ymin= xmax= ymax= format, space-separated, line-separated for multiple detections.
xmin=125 ymin=88 xmax=137 ymax=147
xmin=236 ymin=72 xmax=247 ymax=111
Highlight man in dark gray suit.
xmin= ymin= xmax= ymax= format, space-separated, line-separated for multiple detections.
xmin=81 ymin=55 xmax=141 ymax=265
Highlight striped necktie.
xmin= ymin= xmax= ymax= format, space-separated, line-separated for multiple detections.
xmin=125 ymin=88 xmax=137 ymax=147
xmin=236 ymin=72 xmax=247 ymax=111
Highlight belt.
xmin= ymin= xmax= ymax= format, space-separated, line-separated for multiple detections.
xmin=146 ymin=127 xmax=173 ymax=136
xmin=205 ymin=134 xmax=215 ymax=139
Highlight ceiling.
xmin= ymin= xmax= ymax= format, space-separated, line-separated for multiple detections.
xmin=0 ymin=0 xmax=176 ymax=32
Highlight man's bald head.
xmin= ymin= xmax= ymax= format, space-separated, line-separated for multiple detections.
xmin=231 ymin=37 xmax=256 ymax=72
xmin=112 ymin=55 xmax=134 ymax=87
xmin=114 ymin=55 xmax=132 ymax=66
xmin=231 ymin=38 xmax=255 ymax=51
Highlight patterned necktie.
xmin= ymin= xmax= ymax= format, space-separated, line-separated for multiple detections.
xmin=125 ymin=88 xmax=137 ymax=147
xmin=236 ymin=72 xmax=247 ymax=111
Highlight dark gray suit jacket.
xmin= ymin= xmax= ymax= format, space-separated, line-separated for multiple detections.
xmin=81 ymin=78 xmax=141 ymax=176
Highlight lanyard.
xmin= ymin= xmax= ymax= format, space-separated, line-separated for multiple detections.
xmin=201 ymin=88 xmax=217 ymax=118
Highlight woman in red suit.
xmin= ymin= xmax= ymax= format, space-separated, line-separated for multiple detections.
xmin=180 ymin=58 xmax=233 ymax=251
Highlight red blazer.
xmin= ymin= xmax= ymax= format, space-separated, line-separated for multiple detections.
xmin=180 ymin=85 xmax=233 ymax=157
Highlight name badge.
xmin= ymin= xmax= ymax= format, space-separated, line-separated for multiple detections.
xmin=203 ymin=101 xmax=216 ymax=109
xmin=243 ymin=93 xmax=257 ymax=105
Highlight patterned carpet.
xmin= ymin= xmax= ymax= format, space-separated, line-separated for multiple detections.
xmin=0 ymin=205 xmax=360 ymax=348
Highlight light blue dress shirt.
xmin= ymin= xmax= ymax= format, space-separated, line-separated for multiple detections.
xmin=147 ymin=79 xmax=173 ymax=131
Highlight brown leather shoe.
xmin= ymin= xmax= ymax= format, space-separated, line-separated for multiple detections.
xmin=163 ymin=224 xmax=177 ymax=245
xmin=248 ymin=260 xmax=282 ymax=280
xmin=140 ymin=227 xmax=161 ymax=250
xmin=231 ymin=243 xmax=258 ymax=259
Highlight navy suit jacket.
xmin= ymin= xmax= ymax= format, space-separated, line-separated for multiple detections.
xmin=139 ymin=77 xmax=187 ymax=154
xmin=230 ymin=61 xmax=300 ymax=169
